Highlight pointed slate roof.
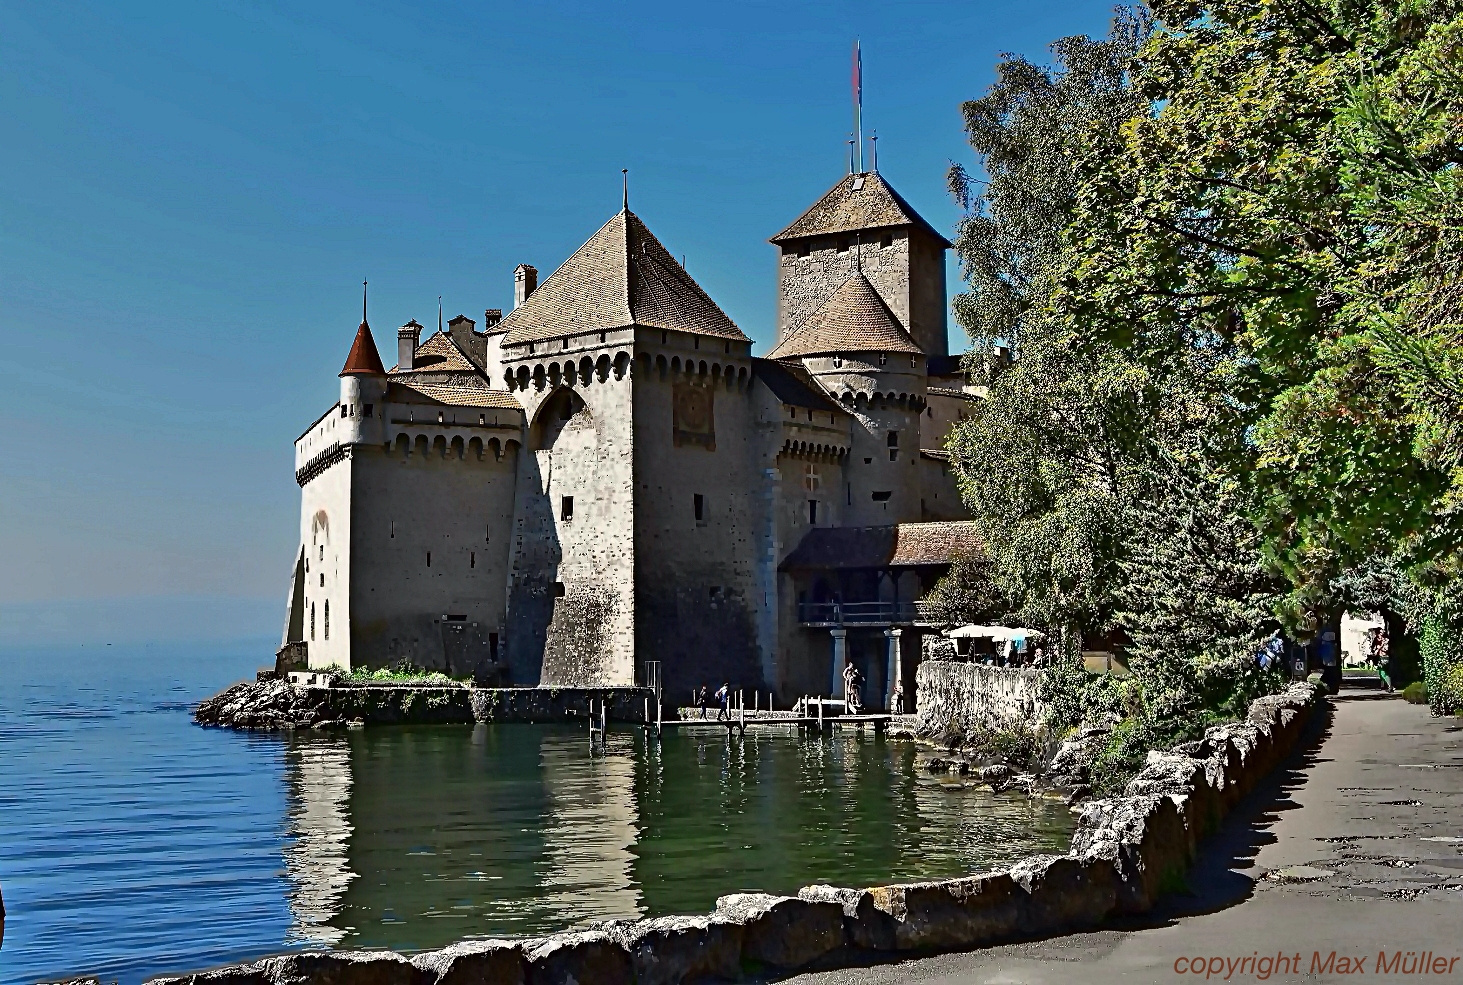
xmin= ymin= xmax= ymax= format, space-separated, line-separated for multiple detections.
xmin=339 ymin=320 xmax=387 ymax=376
xmin=771 ymin=171 xmax=953 ymax=246
xmin=390 ymin=330 xmax=480 ymax=377
xmin=499 ymin=210 xmax=749 ymax=346
xmin=765 ymin=272 xmax=923 ymax=360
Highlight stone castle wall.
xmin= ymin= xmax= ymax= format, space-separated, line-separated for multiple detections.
xmin=776 ymin=233 xmax=912 ymax=342
xmin=346 ymin=440 xmax=519 ymax=679
xmin=506 ymin=345 xmax=638 ymax=688
xmin=633 ymin=339 xmax=767 ymax=700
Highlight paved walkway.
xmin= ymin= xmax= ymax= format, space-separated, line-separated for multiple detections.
xmin=789 ymin=693 xmax=1463 ymax=985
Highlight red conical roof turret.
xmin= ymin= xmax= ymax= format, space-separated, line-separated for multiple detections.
xmin=340 ymin=320 xmax=387 ymax=376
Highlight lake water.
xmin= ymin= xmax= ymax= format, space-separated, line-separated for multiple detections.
xmin=0 ymin=642 xmax=1074 ymax=985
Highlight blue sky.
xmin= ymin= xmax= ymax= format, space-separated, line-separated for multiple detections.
xmin=0 ymin=0 xmax=1115 ymax=644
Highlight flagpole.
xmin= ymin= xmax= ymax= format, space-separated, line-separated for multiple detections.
xmin=853 ymin=40 xmax=863 ymax=173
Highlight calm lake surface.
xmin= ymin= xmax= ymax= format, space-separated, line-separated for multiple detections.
xmin=0 ymin=642 xmax=1074 ymax=985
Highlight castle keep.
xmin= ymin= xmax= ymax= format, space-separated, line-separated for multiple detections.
xmin=283 ymin=169 xmax=981 ymax=706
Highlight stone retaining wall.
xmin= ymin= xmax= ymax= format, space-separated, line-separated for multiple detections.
xmin=144 ymin=681 xmax=1324 ymax=985
xmin=915 ymin=659 xmax=1045 ymax=735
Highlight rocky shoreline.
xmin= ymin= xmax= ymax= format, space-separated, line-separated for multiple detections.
xmin=193 ymin=678 xmax=654 ymax=730
xmin=103 ymin=680 xmax=1327 ymax=985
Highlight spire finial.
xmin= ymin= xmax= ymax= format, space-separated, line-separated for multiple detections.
xmin=848 ymin=134 xmax=856 ymax=175
xmin=622 ymin=169 xmax=629 ymax=212
xmin=438 ymin=295 xmax=443 ymax=335
xmin=362 ymin=279 xmax=368 ymax=325
xmin=870 ymin=130 xmax=878 ymax=172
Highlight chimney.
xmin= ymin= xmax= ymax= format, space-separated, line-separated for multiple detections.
xmin=484 ymin=309 xmax=503 ymax=330
xmin=514 ymin=264 xmax=538 ymax=309
xmin=397 ymin=319 xmax=422 ymax=371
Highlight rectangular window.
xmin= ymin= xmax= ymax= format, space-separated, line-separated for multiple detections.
xmin=426 ymin=551 xmax=432 ymax=567
xmin=836 ymin=238 xmax=850 ymax=253
xmin=847 ymin=483 xmax=852 ymax=506
xmin=561 ymin=496 xmax=574 ymax=521
xmin=364 ymin=404 xmax=373 ymax=418
xmin=888 ymin=430 xmax=900 ymax=461
xmin=880 ymin=233 xmax=893 ymax=248
xmin=324 ymin=601 xmax=329 ymax=640
xmin=808 ymin=500 xmax=818 ymax=524
xmin=694 ymin=494 xmax=705 ymax=521
xmin=489 ymin=632 xmax=500 ymax=659
xmin=319 ymin=573 xmax=324 ymax=587
xmin=470 ymin=551 xmax=476 ymax=569
xmin=340 ymin=404 xmax=348 ymax=418
xmin=390 ymin=520 xmax=395 ymax=539
xmin=872 ymin=490 xmax=892 ymax=502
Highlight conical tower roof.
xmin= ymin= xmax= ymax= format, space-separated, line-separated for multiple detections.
xmin=770 ymin=171 xmax=952 ymax=246
xmin=766 ymin=272 xmax=922 ymax=360
xmin=339 ymin=320 xmax=387 ymax=376
xmin=500 ymin=210 xmax=749 ymax=346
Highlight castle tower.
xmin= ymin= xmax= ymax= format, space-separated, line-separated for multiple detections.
xmin=495 ymin=206 xmax=760 ymax=695
xmin=338 ymin=315 xmax=388 ymax=447
xmin=767 ymin=271 xmax=926 ymax=525
xmin=770 ymin=171 xmax=951 ymax=359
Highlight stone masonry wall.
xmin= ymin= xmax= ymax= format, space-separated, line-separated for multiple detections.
xmin=915 ymin=658 xmax=1045 ymax=735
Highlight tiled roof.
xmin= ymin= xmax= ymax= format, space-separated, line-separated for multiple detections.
xmin=500 ymin=210 xmax=749 ymax=346
xmin=780 ymin=521 xmax=982 ymax=570
xmin=920 ymin=448 xmax=952 ymax=462
xmin=339 ymin=321 xmax=387 ymax=376
xmin=766 ymin=272 xmax=923 ymax=360
xmin=752 ymin=358 xmax=842 ymax=413
xmin=387 ymin=381 xmax=522 ymax=410
xmin=771 ymin=172 xmax=952 ymax=246
xmin=392 ymin=331 xmax=479 ymax=374
xmin=927 ymin=386 xmax=980 ymax=402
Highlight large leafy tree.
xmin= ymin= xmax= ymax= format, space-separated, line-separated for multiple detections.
xmin=1056 ymin=0 xmax=1463 ymax=608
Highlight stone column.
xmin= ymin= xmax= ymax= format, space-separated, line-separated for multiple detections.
xmin=884 ymin=628 xmax=903 ymax=712
xmin=830 ymin=629 xmax=847 ymax=697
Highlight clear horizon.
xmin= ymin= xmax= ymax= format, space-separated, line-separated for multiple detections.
xmin=0 ymin=0 xmax=1115 ymax=644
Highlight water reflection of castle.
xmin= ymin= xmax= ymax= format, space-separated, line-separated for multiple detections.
xmin=279 ymin=727 xmax=1072 ymax=948
xmin=281 ymin=728 xmax=645 ymax=948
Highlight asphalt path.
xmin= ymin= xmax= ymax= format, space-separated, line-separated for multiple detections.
xmin=787 ymin=692 xmax=1463 ymax=985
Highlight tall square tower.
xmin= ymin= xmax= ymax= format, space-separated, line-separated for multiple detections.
xmin=771 ymin=171 xmax=952 ymax=358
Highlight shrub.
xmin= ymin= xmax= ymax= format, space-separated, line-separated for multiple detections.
xmin=1402 ymin=681 xmax=1428 ymax=705
xmin=1420 ymin=617 xmax=1463 ymax=716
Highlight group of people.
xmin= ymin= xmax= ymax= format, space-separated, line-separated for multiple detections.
xmin=694 ymin=683 xmax=733 ymax=720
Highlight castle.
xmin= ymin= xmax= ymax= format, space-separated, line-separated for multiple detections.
xmin=282 ymin=168 xmax=981 ymax=707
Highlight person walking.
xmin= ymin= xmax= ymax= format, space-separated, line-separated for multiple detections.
xmin=1372 ymin=629 xmax=1394 ymax=692
xmin=697 ymin=685 xmax=709 ymax=719
xmin=715 ymin=682 xmax=730 ymax=722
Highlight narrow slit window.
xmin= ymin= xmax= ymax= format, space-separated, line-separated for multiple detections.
xmin=693 ymin=494 xmax=705 ymax=521
xmin=561 ymin=496 xmax=574 ymax=521
xmin=310 ymin=604 xmax=316 ymax=640
xmin=426 ymin=551 xmax=432 ymax=568
xmin=470 ymin=551 xmax=476 ymax=569
xmin=324 ymin=601 xmax=329 ymax=640
xmin=808 ymin=500 xmax=818 ymax=525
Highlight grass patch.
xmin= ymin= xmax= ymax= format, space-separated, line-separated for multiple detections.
xmin=338 ymin=660 xmax=468 ymax=685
